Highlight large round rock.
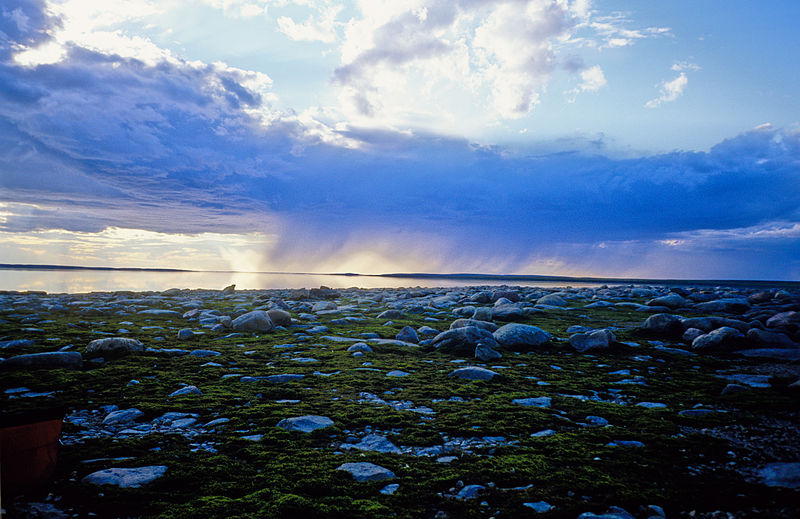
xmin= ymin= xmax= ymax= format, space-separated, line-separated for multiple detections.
xmin=641 ymin=314 xmax=684 ymax=336
xmin=691 ymin=327 xmax=746 ymax=352
xmin=0 ymin=351 xmax=83 ymax=370
xmin=86 ymin=337 xmax=145 ymax=358
xmin=232 ymin=311 xmax=274 ymax=332
xmin=276 ymin=415 xmax=334 ymax=433
xmin=493 ymin=323 xmax=551 ymax=350
xmin=569 ymin=329 xmax=615 ymax=353
xmin=337 ymin=462 xmax=395 ymax=482
xmin=266 ymin=309 xmax=292 ymax=327
xmin=432 ymin=326 xmax=498 ymax=355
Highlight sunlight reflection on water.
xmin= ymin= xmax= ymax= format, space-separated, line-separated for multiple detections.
xmin=0 ymin=269 xmax=603 ymax=293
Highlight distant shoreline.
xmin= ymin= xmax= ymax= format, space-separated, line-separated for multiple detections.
xmin=1 ymin=263 xmax=798 ymax=289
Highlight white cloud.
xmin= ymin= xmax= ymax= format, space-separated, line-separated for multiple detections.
xmin=565 ymin=64 xmax=606 ymax=101
xmin=329 ymin=1 xmax=669 ymax=131
xmin=200 ymin=0 xmax=270 ymax=18
xmin=581 ymin=11 xmax=670 ymax=49
xmin=645 ymin=71 xmax=688 ymax=108
xmin=277 ymin=4 xmax=342 ymax=43
xmin=671 ymin=61 xmax=700 ymax=72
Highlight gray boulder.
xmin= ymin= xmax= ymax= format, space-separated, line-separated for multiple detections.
xmin=138 ymin=309 xmax=181 ymax=316
xmin=342 ymin=434 xmax=401 ymax=454
xmin=682 ymin=328 xmax=705 ymax=342
xmin=0 ymin=339 xmax=36 ymax=351
xmin=766 ymin=311 xmax=800 ymax=329
xmin=86 ymin=337 xmax=144 ymax=358
xmin=646 ymin=293 xmax=687 ymax=309
xmin=336 ymin=462 xmax=395 ymax=482
xmin=469 ymin=291 xmax=493 ymax=304
xmin=759 ymin=462 xmax=800 ymax=488
xmin=695 ymin=298 xmax=751 ymax=314
xmin=267 ymin=309 xmax=292 ymax=327
xmin=432 ymin=326 xmax=499 ymax=355
xmin=746 ymin=328 xmax=795 ymax=348
xmin=491 ymin=303 xmax=524 ymax=321
xmin=82 ymin=466 xmax=167 ymax=488
xmin=492 ymin=290 xmax=521 ymax=302
xmin=472 ymin=307 xmax=493 ymax=321
xmin=449 ymin=367 xmax=499 ymax=381
xmin=103 ymin=408 xmax=143 ymax=425
xmin=312 ymin=301 xmax=337 ymax=312
xmin=0 ymin=351 xmax=83 ymax=370
xmin=475 ymin=343 xmax=502 ymax=361
xmin=177 ymin=329 xmax=195 ymax=340
xmin=452 ymin=306 xmax=476 ymax=318
xmin=347 ymin=343 xmax=374 ymax=353
xmin=169 ymin=385 xmax=202 ymax=397
xmin=569 ymin=329 xmax=615 ymax=353
xmin=641 ymin=314 xmax=684 ymax=336
xmin=537 ymin=294 xmax=567 ymax=306
xmin=449 ymin=319 xmax=498 ymax=332
xmin=232 ymin=311 xmax=274 ymax=332
xmin=276 ymin=415 xmax=334 ymax=433
xmin=493 ymin=323 xmax=551 ymax=350
xmin=681 ymin=317 xmax=716 ymax=333
xmin=377 ymin=309 xmax=404 ymax=319
xmin=692 ymin=327 xmax=746 ymax=352
xmin=396 ymin=326 xmax=419 ymax=343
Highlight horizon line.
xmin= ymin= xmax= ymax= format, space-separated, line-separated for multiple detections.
xmin=1 ymin=263 xmax=798 ymax=288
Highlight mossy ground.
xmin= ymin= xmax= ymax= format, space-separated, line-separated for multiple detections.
xmin=1 ymin=290 xmax=798 ymax=518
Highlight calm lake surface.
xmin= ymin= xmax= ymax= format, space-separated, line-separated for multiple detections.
xmin=0 ymin=268 xmax=605 ymax=294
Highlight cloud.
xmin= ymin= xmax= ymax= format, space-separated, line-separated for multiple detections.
xmin=581 ymin=11 xmax=671 ymax=49
xmin=645 ymin=71 xmax=688 ymax=108
xmin=277 ymin=4 xmax=342 ymax=43
xmin=2 ymin=1 xmax=798 ymax=279
xmin=330 ymin=0 xmax=667 ymax=128
xmin=565 ymin=64 xmax=606 ymax=101
xmin=671 ymin=61 xmax=700 ymax=72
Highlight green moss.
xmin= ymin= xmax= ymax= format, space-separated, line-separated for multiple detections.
xmin=1 ymin=289 xmax=798 ymax=518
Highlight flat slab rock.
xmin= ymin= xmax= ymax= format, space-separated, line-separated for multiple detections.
xmin=759 ymin=462 xmax=800 ymax=488
xmin=449 ymin=366 xmax=499 ymax=380
xmin=336 ymin=462 xmax=395 ymax=482
xmin=82 ymin=466 xmax=167 ymax=488
xmin=276 ymin=415 xmax=333 ymax=432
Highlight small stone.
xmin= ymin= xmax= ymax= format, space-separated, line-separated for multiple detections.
xmin=456 ymin=484 xmax=485 ymax=500
xmin=512 ymin=397 xmax=551 ymax=408
xmin=177 ymin=329 xmax=195 ymax=340
xmin=585 ymin=415 xmax=609 ymax=426
xmin=169 ymin=385 xmax=202 ymax=397
xmin=523 ymin=501 xmax=553 ymax=513
xmin=347 ymin=343 xmax=374 ymax=353
xmin=336 ymin=462 xmax=395 ymax=482
xmin=102 ymin=408 xmax=144 ymax=425
xmin=380 ymin=483 xmax=400 ymax=495
xmin=449 ymin=367 xmax=499 ymax=381
xmin=276 ymin=415 xmax=333 ymax=432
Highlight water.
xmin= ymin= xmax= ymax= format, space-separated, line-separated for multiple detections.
xmin=0 ymin=268 xmax=604 ymax=294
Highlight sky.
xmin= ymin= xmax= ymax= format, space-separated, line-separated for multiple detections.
xmin=1 ymin=0 xmax=799 ymax=280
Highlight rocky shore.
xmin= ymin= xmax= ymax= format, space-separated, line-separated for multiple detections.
xmin=1 ymin=283 xmax=799 ymax=518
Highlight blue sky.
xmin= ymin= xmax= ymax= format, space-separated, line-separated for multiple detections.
xmin=1 ymin=0 xmax=799 ymax=279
